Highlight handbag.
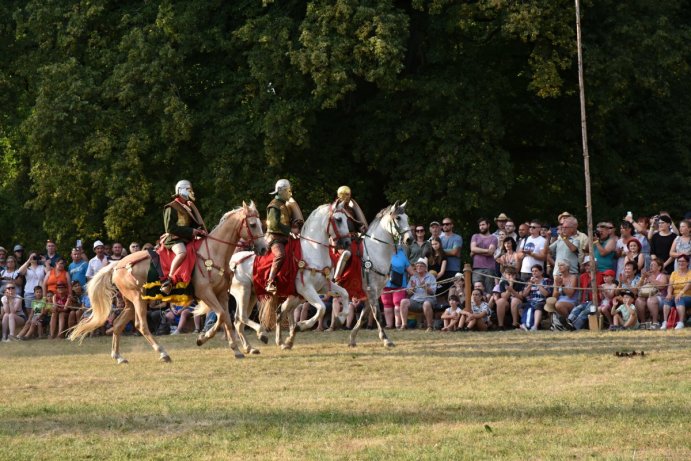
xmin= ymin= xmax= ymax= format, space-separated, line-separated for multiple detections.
xmin=389 ymin=270 xmax=404 ymax=288
xmin=638 ymin=283 xmax=658 ymax=298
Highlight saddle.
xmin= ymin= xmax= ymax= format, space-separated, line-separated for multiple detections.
xmin=142 ymin=241 xmax=200 ymax=305
xmin=253 ymin=238 xmax=301 ymax=298
xmin=329 ymin=240 xmax=366 ymax=299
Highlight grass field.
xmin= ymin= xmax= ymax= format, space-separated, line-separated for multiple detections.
xmin=1 ymin=328 xmax=690 ymax=460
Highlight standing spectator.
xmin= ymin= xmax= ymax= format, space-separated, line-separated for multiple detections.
xmin=428 ymin=221 xmax=441 ymax=241
xmin=427 ymin=237 xmax=447 ymax=280
xmin=516 ymin=222 xmax=530 ymax=252
xmin=382 ymin=245 xmax=412 ymax=329
xmin=129 ymin=242 xmax=141 ymax=254
xmin=630 ymin=215 xmax=652 ymax=267
xmin=558 ymin=212 xmax=589 ymax=265
xmin=504 ymin=220 xmax=518 ymax=242
xmin=470 ymin=217 xmax=498 ymax=294
xmin=86 ymin=240 xmax=109 ymax=281
xmin=408 ymin=225 xmax=432 ymax=263
xmin=18 ymin=252 xmax=46 ymax=310
xmin=0 ymin=256 xmax=22 ymax=296
xmin=43 ymin=240 xmax=60 ymax=267
xmin=493 ymin=213 xmax=509 ymax=237
xmin=650 ymin=215 xmax=677 ymax=275
xmin=669 ymin=219 xmax=690 ymax=271
xmin=662 ymin=254 xmax=690 ymax=329
xmin=2 ymin=284 xmax=26 ymax=341
xmin=496 ymin=237 xmax=519 ymax=274
xmin=550 ymin=217 xmax=580 ymax=277
xmin=615 ymin=221 xmax=635 ymax=279
xmin=518 ymin=220 xmax=548 ymax=281
xmin=68 ymin=247 xmax=88 ymax=288
xmin=0 ymin=247 xmax=6 ymax=269
xmin=43 ymin=257 xmax=71 ymax=297
xmin=108 ymin=242 xmax=127 ymax=262
xmin=439 ymin=218 xmax=463 ymax=280
xmin=399 ymin=257 xmax=437 ymax=331
xmin=592 ymin=221 xmax=617 ymax=276
xmin=12 ymin=244 xmax=25 ymax=265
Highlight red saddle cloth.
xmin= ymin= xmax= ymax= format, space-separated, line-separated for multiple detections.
xmin=330 ymin=240 xmax=366 ymax=299
xmin=157 ymin=239 xmax=201 ymax=285
xmin=253 ymin=238 xmax=302 ymax=298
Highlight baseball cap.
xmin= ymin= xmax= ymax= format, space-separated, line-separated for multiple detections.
xmin=557 ymin=211 xmax=573 ymax=221
xmin=93 ymin=240 xmax=104 ymax=250
xmin=603 ymin=269 xmax=615 ymax=278
xmin=429 ymin=221 xmax=440 ymax=227
xmin=13 ymin=244 xmax=24 ymax=252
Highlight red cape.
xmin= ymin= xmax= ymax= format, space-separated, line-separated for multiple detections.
xmin=253 ymin=238 xmax=301 ymax=298
xmin=330 ymin=240 xmax=366 ymax=299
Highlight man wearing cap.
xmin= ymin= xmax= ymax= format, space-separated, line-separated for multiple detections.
xmin=13 ymin=245 xmax=25 ymax=265
xmin=493 ymin=213 xmax=509 ymax=237
xmin=398 ymin=257 xmax=437 ymax=331
xmin=428 ymin=221 xmax=441 ymax=241
xmin=592 ymin=221 xmax=617 ymax=276
xmin=86 ymin=240 xmax=109 ymax=281
xmin=265 ymin=179 xmax=304 ymax=294
xmin=160 ymin=179 xmax=207 ymax=294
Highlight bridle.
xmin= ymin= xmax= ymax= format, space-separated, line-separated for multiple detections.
xmin=300 ymin=204 xmax=350 ymax=249
xmin=362 ymin=209 xmax=410 ymax=278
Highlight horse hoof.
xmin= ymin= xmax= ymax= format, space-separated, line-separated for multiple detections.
xmin=234 ymin=352 xmax=245 ymax=359
xmin=117 ymin=358 xmax=129 ymax=364
xmin=385 ymin=341 xmax=395 ymax=348
xmin=160 ymin=355 xmax=172 ymax=363
xmin=196 ymin=336 xmax=205 ymax=347
xmin=281 ymin=344 xmax=293 ymax=350
xmin=259 ymin=335 xmax=269 ymax=344
xmin=348 ymin=342 xmax=357 ymax=348
xmin=249 ymin=349 xmax=261 ymax=355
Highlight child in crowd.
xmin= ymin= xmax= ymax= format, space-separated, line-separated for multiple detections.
xmin=598 ymin=270 xmax=618 ymax=325
xmin=458 ymin=288 xmax=491 ymax=331
xmin=611 ymin=289 xmax=639 ymax=330
xmin=50 ymin=281 xmax=70 ymax=339
xmin=17 ymin=286 xmax=45 ymax=339
xmin=441 ymin=295 xmax=462 ymax=331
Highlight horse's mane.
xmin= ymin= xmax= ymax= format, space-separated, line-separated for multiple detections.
xmin=210 ymin=206 xmax=245 ymax=233
xmin=370 ymin=204 xmax=405 ymax=229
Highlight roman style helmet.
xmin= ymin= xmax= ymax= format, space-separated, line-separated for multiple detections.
xmin=270 ymin=179 xmax=292 ymax=195
xmin=175 ymin=179 xmax=195 ymax=201
xmin=337 ymin=185 xmax=351 ymax=201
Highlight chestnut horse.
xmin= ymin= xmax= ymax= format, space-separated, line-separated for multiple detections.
xmin=69 ymin=201 xmax=267 ymax=363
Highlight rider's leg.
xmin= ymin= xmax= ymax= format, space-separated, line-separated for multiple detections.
xmin=333 ymin=249 xmax=351 ymax=281
xmin=161 ymin=243 xmax=186 ymax=294
xmin=266 ymin=241 xmax=285 ymax=293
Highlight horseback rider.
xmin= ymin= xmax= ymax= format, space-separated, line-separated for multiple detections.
xmin=333 ymin=185 xmax=368 ymax=281
xmin=265 ymin=179 xmax=304 ymax=294
xmin=160 ymin=180 xmax=207 ymax=294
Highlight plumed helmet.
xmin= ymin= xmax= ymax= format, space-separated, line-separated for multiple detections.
xmin=175 ymin=179 xmax=195 ymax=201
xmin=337 ymin=185 xmax=351 ymax=201
xmin=270 ymin=179 xmax=292 ymax=195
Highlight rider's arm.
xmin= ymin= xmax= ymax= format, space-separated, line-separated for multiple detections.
xmin=164 ymin=207 xmax=195 ymax=240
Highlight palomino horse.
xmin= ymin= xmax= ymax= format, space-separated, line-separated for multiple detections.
xmin=69 ymin=201 xmax=267 ymax=363
xmin=348 ymin=202 xmax=412 ymax=348
xmin=228 ymin=203 xmax=351 ymax=352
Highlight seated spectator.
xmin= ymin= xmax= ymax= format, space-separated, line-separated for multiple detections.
xmin=662 ymin=254 xmax=690 ymax=330
xmin=441 ymin=295 xmax=462 ymax=331
xmin=427 ymin=237 xmax=447 ymax=281
xmin=635 ymin=259 xmax=667 ymax=328
xmin=167 ymin=302 xmax=201 ymax=334
xmin=2 ymin=283 xmax=26 ymax=341
xmin=0 ymin=256 xmax=22 ymax=297
xmin=598 ymin=270 xmax=618 ymax=325
xmin=447 ymin=274 xmax=466 ymax=305
xmin=17 ymin=286 xmax=47 ymax=340
xmin=346 ymin=297 xmax=372 ymax=330
xmin=67 ymin=280 xmax=86 ymax=329
xmin=618 ymin=261 xmax=641 ymax=297
xmin=520 ymin=264 xmax=550 ymax=331
xmin=551 ymin=260 xmax=579 ymax=319
xmin=399 ymin=257 xmax=437 ymax=331
xmin=610 ymin=289 xmax=639 ymax=330
xmin=458 ymin=288 xmax=491 ymax=331
xmin=494 ymin=266 xmax=523 ymax=329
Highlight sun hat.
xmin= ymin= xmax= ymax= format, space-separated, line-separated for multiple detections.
xmin=557 ymin=211 xmax=573 ymax=222
xmin=93 ymin=240 xmax=104 ymax=250
xmin=415 ymin=257 xmax=428 ymax=267
xmin=544 ymin=297 xmax=557 ymax=313
xmin=582 ymin=255 xmax=591 ymax=265
xmin=494 ymin=213 xmax=510 ymax=222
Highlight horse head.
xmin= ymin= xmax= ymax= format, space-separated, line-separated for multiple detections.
xmin=329 ymin=201 xmax=352 ymax=250
xmin=242 ymin=201 xmax=268 ymax=256
xmin=389 ymin=201 xmax=413 ymax=246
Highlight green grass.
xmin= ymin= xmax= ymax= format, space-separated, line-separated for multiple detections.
xmin=1 ymin=329 xmax=690 ymax=460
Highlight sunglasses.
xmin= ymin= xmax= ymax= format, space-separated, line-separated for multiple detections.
xmin=415 ymin=229 xmax=425 ymax=233
xmin=6 ymin=286 xmax=15 ymax=290
xmin=442 ymin=223 xmax=452 ymax=226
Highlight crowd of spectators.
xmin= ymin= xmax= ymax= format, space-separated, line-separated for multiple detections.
xmin=1 ymin=209 xmax=690 ymax=342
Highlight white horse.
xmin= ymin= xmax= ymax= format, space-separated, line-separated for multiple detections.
xmin=227 ymin=203 xmax=352 ymax=352
xmin=348 ymin=202 xmax=413 ymax=348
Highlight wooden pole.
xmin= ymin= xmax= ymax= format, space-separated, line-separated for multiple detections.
xmin=575 ymin=0 xmax=599 ymax=329
xmin=463 ymin=263 xmax=472 ymax=311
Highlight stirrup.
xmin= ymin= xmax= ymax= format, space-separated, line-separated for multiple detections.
xmin=160 ymin=278 xmax=173 ymax=295
xmin=265 ymin=281 xmax=277 ymax=294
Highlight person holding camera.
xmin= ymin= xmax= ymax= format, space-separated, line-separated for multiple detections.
xmin=592 ymin=221 xmax=617 ymax=277
xmin=18 ymin=252 xmax=46 ymax=310
xmin=650 ymin=214 xmax=677 ymax=275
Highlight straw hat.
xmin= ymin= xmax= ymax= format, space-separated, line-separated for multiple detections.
xmin=494 ymin=213 xmax=510 ymax=222
xmin=544 ymin=297 xmax=558 ymax=313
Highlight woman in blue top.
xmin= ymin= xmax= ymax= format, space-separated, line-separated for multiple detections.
xmin=379 ymin=245 xmax=412 ymax=329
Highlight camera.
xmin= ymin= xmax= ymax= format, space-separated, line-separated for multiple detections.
xmin=593 ymin=229 xmax=601 ymax=240
xmin=31 ymin=255 xmax=38 ymax=261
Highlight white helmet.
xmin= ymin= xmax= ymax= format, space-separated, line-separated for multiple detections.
xmin=175 ymin=179 xmax=195 ymax=201
xmin=269 ymin=179 xmax=292 ymax=195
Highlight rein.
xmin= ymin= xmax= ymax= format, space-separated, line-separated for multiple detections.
xmin=300 ymin=205 xmax=349 ymax=250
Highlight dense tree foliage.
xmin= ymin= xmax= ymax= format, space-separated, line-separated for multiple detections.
xmin=1 ymin=0 xmax=689 ymax=253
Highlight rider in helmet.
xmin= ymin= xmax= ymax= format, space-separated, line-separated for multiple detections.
xmin=333 ymin=185 xmax=368 ymax=281
xmin=160 ymin=180 xmax=207 ymax=294
xmin=265 ymin=179 xmax=304 ymax=294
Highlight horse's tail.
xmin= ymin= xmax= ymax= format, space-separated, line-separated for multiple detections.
xmin=193 ymin=301 xmax=211 ymax=317
xmin=69 ymin=264 xmax=117 ymax=342
xmin=259 ymin=295 xmax=279 ymax=331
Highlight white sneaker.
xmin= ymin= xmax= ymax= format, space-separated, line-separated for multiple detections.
xmin=660 ymin=321 xmax=667 ymax=329
xmin=675 ymin=322 xmax=684 ymax=330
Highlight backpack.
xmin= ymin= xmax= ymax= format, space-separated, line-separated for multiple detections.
xmin=667 ymin=308 xmax=678 ymax=329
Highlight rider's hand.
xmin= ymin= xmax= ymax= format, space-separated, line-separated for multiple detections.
xmin=194 ymin=229 xmax=207 ymax=237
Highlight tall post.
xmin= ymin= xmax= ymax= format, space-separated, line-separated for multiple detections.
xmin=575 ymin=0 xmax=599 ymax=329
xmin=463 ymin=264 xmax=472 ymax=311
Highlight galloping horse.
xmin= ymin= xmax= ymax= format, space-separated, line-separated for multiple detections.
xmin=228 ymin=203 xmax=352 ymax=352
xmin=348 ymin=202 xmax=412 ymax=348
xmin=69 ymin=201 xmax=267 ymax=363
